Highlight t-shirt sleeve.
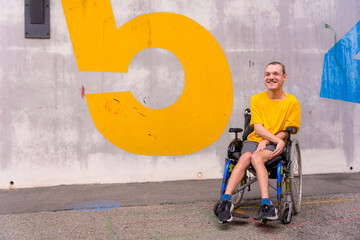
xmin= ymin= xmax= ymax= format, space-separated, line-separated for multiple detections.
xmin=284 ymin=101 xmax=301 ymax=133
xmin=250 ymin=95 xmax=263 ymax=127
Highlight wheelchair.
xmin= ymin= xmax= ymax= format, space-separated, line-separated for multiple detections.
xmin=213 ymin=108 xmax=302 ymax=224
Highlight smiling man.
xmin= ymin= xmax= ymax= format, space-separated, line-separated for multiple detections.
xmin=217 ymin=61 xmax=301 ymax=223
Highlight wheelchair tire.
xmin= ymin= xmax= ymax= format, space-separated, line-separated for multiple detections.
xmin=280 ymin=207 xmax=292 ymax=224
xmin=232 ymin=174 xmax=247 ymax=208
xmin=289 ymin=139 xmax=302 ymax=214
xmin=232 ymin=185 xmax=245 ymax=208
xmin=213 ymin=201 xmax=220 ymax=217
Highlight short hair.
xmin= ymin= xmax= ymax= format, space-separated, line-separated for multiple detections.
xmin=266 ymin=61 xmax=286 ymax=74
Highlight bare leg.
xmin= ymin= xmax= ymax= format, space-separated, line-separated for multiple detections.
xmin=250 ymin=150 xmax=272 ymax=199
xmin=224 ymin=152 xmax=252 ymax=196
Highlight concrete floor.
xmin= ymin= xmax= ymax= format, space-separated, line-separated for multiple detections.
xmin=0 ymin=173 xmax=359 ymax=239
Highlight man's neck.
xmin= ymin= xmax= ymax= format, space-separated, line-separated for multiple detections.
xmin=267 ymin=89 xmax=287 ymax=101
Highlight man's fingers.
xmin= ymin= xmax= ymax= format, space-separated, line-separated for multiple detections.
xmin=255 ymin=147 xmax=265 ymax=153
xmin=270 ymin=153 xmax=278 ymax=159
xmin=270 ymin=147 xmax=282 ymax=159
xmin=270 ymin=142 xmax=285 ymax=159
xmin=270 ymin=152 xmax=278 ymax=159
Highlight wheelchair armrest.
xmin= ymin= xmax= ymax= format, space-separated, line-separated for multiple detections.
xmin=285 ymin=127 xmax=297 ymax=134
xmin=229 ymin=128 xmax=243 ymax=133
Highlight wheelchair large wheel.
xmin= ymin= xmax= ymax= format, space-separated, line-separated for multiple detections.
xmin=231 ymin=174 xmax=247 ymax=208
xmin=289 ymin=139 xmax=302 ymax=214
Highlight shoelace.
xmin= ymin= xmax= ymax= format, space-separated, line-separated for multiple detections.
xmin=258 ymin=204 xmax=271 ymax=215
xmin=219 ymin=201 xmax=228 ymax=211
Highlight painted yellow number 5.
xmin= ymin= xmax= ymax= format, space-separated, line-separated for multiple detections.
xmin=62 ymin=0 xmax=233 ymax=155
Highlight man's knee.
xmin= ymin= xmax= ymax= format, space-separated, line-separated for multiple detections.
xmin=250 ymin=153 xmax=265 ymax=167
xmin=239 ymin=152 xmax=252 ymax=165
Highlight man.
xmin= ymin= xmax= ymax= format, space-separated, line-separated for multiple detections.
xmin=217 ymin=61 xmax=301 ymax=223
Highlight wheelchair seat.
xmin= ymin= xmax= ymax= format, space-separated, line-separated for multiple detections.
xmin=230 ymin=142 xmax=289 ymax=179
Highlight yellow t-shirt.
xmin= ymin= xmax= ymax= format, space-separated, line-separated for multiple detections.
xmin=247 ymin=91 xmax=301 ymax=143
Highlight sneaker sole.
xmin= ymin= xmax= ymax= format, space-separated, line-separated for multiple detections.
xmin=262 ymin=215 xmax=278 ymax=221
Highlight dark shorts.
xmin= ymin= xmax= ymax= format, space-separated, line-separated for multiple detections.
xmin=240 ymin=140 xmax=276 ymax=155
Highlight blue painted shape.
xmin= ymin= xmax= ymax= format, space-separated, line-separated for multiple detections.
xmin=65 ymin=200 xmax=120 ymax=211
xmin=320 ymin=20 xmax=360 ymax=103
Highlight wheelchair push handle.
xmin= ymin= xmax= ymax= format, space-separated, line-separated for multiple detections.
xmin=229 ymin=128 xmax=243 ymax=133
xmin=229 ymin=128 xmax=243 ymax=140
xmin=285 ymin=127 xmax=297 ymax=133
xmin=285 ymin=127 xmax=297 ymax=140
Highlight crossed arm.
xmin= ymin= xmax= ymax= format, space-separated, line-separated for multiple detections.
xmin=253 ymin=124 xmax=288 ymax=159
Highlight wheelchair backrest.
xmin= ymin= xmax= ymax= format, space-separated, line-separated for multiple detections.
xmin=242 ymin=108 xmax=254 ymax=141
xmin=227 ymin=108 xmax=253 ymax=159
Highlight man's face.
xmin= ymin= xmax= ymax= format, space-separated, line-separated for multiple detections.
xmin=264 ymin=64 xmax=287 ymax=91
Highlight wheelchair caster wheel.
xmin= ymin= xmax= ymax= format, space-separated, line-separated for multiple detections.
xmin=280 ymin=207 xmax=292 ymax=224
xmin=213 ymin=201 xmax=220 ymax=217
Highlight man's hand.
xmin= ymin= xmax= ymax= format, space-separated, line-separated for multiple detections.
xmin=269 ymin=139 xmax=286 ymax=159
xmin=253 ymin=124 xmax=288 ymax=159
xmin=254 ymin=139 xmax=270 ymax=153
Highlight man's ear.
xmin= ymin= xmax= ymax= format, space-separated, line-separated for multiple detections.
xmin=283 ymin=73 xmax=288 ymax=82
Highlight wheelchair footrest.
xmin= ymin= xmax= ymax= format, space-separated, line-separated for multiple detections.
xmin=253 ymin=216 xmax=278 ymax=223
xmin=231 ymin=211 xmax=249 ymax=219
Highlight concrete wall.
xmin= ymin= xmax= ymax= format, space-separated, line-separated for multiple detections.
xmin=0 ymin=0 xmax=359 ymax=189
